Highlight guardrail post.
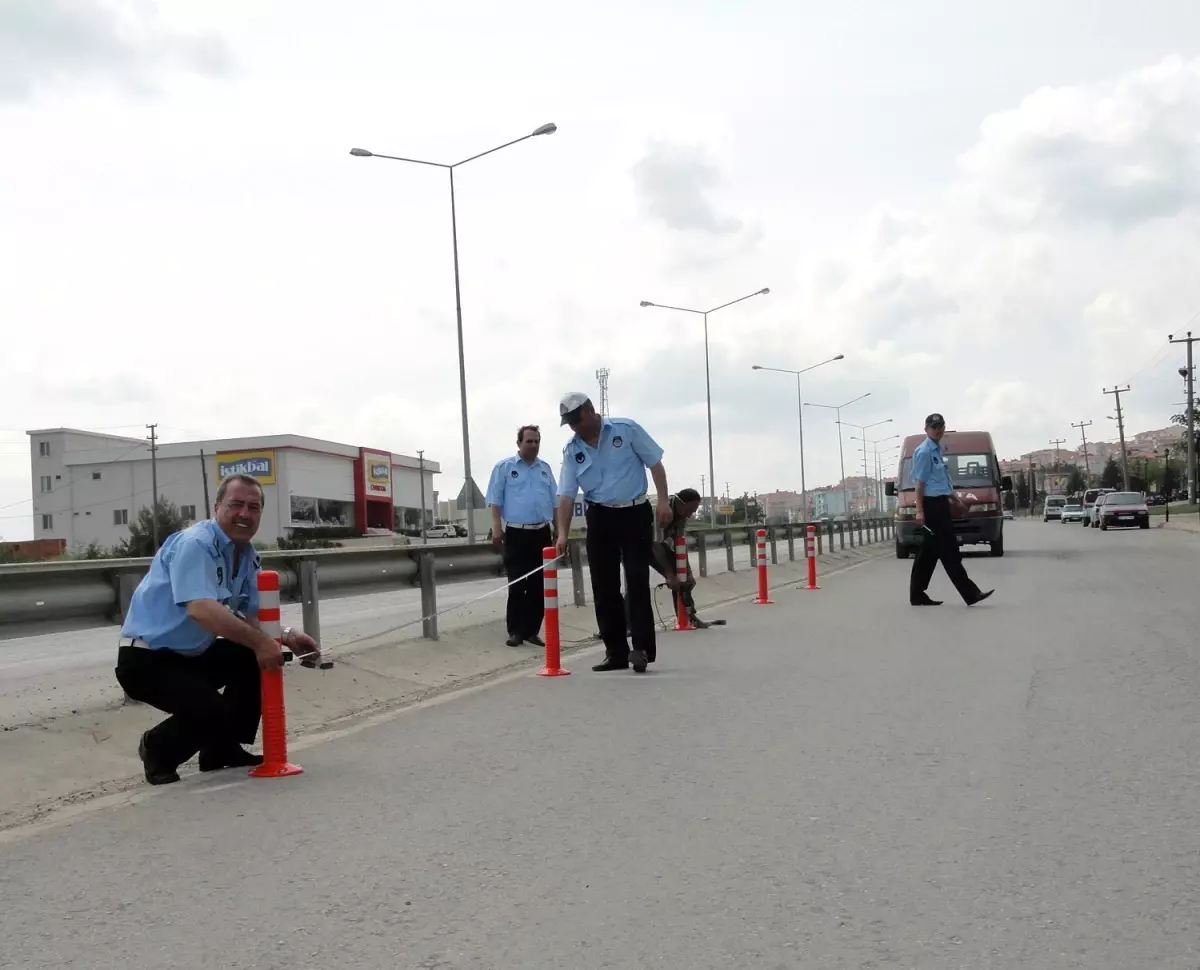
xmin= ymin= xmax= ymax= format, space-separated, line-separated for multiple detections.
xmin=299 ymin=559 xmax=321 ymax=645
xmin=769 ymin=528 xmax=778 ymax=565
xmin=848 ymin=520 xmax=855 ymax=548
xmin=418 ymin=551 xmax=438 ymax=640
xmin=696 ymin=533 xmax=708 ymax=579
xmin=117 ymin=573 xmax=139 ymax=624
xmin=567 ymin=538 xmax=587 ymax=607
xmin=786 ymin=525 xmax=795 ymax=561
xmin=839 ymin=523 xmax=846 ymax=550
xmin=724 ymin=530 xmax=734 ymax=571
xmin=816 ymin=523 xmax=824 ymax=555
xmin=858 ymin=520 xmax=865 ymax=545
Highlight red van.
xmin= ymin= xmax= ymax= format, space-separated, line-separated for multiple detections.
xmin=885 ymin=430 xmax=1013 ymax=558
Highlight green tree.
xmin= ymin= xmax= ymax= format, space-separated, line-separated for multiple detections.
xmin=1064 ymin=465 xmax=1086 ymax=495
xmin=117 ymin=498 xmax=187 ymax=558
xmin=1100 ymin=455 xmax=1121 ymax=489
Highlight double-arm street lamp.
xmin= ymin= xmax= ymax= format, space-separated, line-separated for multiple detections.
xmin=851 ymin=432 xmax=900 ymax=512
xmin=639 ymin=288 xmax=771 ymax=525
xmin=750 ymin=355 xmax=845 ymax=522
xmin=350 ymin=123 xmax=558 ymax=543
xmin=804 ymin=393 xmax=871 ymax=519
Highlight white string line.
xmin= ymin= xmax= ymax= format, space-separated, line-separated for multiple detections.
xmin=286 ymin=556 xmax=570 ymax=665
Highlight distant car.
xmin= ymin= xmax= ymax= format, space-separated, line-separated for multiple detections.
xmin=1002 ymin=508 xmax=1015 ymax=521
xmin=1060 ymin=503 xmax=1085 ymax=523
xmin=1097 ymin=491 xmax=1150 ymax=530
xmin=424 ymin=524 xmax=457 ymax=539
xmin=1147 ymin=494 xmax=1167 ymax=506
xmin=1082 ymin=487 xmax=1115 ymax=527
xmin=1043 ymin=496 xmax=1067 ymax=521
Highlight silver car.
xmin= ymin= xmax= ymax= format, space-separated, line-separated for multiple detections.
xmin=1060 ymin=504 xmax=1084 ymax=523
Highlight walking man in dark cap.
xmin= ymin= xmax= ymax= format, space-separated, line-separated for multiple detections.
xmin=909 ymin=412 xmax=994 ymax=607
xmin=554 ymin=392 xmax=674 ymax=673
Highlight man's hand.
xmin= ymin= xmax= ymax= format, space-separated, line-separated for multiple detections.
xmin=555 ymin=534 xmax=569 ymax=558
xmin=289 ymin=631 xmax=321 ymax=665
xmin=655 ymin=502 xmax=673 ymax=529
xmin=491 ymin=528 xmax=503 ymax=552
xmin=253 ymin=636 xmax=285 ymax=672
xmin=915 ymin=508 xmax=926 ymax=526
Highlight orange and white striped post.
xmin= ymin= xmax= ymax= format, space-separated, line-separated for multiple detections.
xmin=673 ymin=535 xmax=695 ymax=631
xmin=537 ymin=547 xmax=570 ymax=677
xmin=250 ymin=570 xmax=303 ymax=778
xmin=753 ymin=528 xmax=773 ymax=605
xmin=804 ymin=524 xmax=820 ymax=590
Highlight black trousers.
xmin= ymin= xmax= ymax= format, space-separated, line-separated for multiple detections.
xmin=586 ymin=502 xmax=656 ymax=664
xmin=909 ymin=495 xmax=982 ymax=603
xmin=115 ymin=639 xmax=261 ymax=768
xmin=649 ymin=541 xmax=698 ymax=616
xmin=502 ymin=524 xmax=551 ymax=638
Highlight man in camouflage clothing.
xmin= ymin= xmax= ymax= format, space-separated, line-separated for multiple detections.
xmin=648 ymin=487 xmax=709 ymax=629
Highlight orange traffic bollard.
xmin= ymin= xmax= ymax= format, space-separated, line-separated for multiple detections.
xmin=250 ymin=570 xmax=303 ymax=778
xmin=804 ymin=524 xmax=820 ymax=590
xmin=537 ymin=547 xmax=570 ymax=677
xmin=673 ymin=535 xmax=695 ymax=631
xmin=753 ymin=528 xmax=773 ymax=605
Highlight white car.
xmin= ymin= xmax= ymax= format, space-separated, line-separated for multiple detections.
xmin=1096 ymin=491 xmax=1150 ymax=530
xmin=1043 ymin=496 xmax=1067 ymax=521
xmin=1060 ymin=503 xmax=1085 ymax=523
xmin=1082 ymin=487 xmax=1115 ymax=527
xmin=424 ymin=524 xmax=458 ymax=539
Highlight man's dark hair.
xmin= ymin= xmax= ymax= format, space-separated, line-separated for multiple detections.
xmin=517 ymin=425 xmax=540 ymax=444
xmin=677 ymin=488 xmax=701 ymax=503
xmin=215 ymin=474 xmax=264 ymax=506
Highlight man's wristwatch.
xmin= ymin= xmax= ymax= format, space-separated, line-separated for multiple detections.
xmin=281 ymin=626 xmax=293 ymax=646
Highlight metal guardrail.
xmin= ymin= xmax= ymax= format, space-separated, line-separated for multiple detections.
xmin=0 ymin=519 xmax=893 ymax=638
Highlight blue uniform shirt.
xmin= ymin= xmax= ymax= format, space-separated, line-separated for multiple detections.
xmin=557 ymin=417 xmax=664 ymax=504
xmin=120 ymin=519 xmax=261 ymax=655
xmin=486 ymin=454 xmax=557 ymax=525
xmin=911 ymin=436 xmax=955 ymax=497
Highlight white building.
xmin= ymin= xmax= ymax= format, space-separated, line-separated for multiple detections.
xmin=27 ymin=428 xmax=440 ymax=551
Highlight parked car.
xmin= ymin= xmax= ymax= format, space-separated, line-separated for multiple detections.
xmin=1060 ymin=503 xmax=1085 ymax=523
xmin=1082 ymin=487 xmax=1115 ymax=527
xmin=1096 ymin=491 xmax=1150 ymax=530
xmin=424 ymin=524 xmax=457 ymax=539
xmin=1002 ymin=508 xmax=1015 ymax=521
xmin=1043 ymin=496 xmax=1067 ymax=521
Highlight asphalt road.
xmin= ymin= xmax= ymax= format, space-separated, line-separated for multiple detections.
xmin=3 ymin=521 xmax=1198 ymax=968
xmin=0 ymin=542 xmax=760 ymax=727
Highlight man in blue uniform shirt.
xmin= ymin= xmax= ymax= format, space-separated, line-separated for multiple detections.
xmin=114 ymin=474 xmax=321 ymax=785
xmin=554 ymin=392 xmax=674 ymax=673
xmin=487 ymin=424 xmax=558 ymax=647
xmin=909 ymin=412 xmax=994 ymax=607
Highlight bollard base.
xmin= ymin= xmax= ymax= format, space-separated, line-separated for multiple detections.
xmin=674 ymin=621 xmax=696 ymax=631
xmin=537 ymin=667 xmax=571 ymax=677
xmin=804 ymin=583 xmax=821 ymax=591
xmin=753 ymin=597 xmax=774 ymax=605
xmin=249 ymin=761 xmax=304 ymax=778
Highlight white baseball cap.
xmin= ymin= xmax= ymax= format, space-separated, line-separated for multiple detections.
xmin=559 ymin=391 xmax=592 ymax=426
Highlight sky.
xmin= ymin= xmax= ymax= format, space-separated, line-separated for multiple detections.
xmin=3 ymin=0 xmax=1200 ymax=538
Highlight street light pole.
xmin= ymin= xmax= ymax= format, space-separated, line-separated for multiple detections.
xmin=851 ymin=432 xmax=899 ymax=514
xmin=751 ymin=354 xmax=845 ymax=522
xmin=641 ymin=289 xmax=771 ymax=525
xmin=843 ymin=419 xmax=893 ymax=513
xmin=350 ymin=123 xmax=557 ymax=544
xmin=805 ymin=393 xmax=871 ymax=520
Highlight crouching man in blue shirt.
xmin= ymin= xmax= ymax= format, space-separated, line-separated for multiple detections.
xmin=115 ymin=474 xmax=321 ymax=785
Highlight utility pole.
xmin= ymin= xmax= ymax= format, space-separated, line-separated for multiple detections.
xmin=1049 ymin=438 xmax=1066 ymax=493
xmin=1169 ymin=331 xmax=1197 ymax=503
xmin=417 ymin=450 xmax=428 ymax=545
xmin=1072 ymin=420 xmax=1093 ymax=485
xmin=595 ymin=367 xmax=610 ymax=417
xmin=1103 ymin=385 xmax=1131 ymax=490
xmin=199 ymin=448 xmax=211 ymax=512
xmin=146 ymin=424 xmax=160 ymax=552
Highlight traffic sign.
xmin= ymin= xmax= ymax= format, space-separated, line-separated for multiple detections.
xmin=717 ymin=505 xmax=735 ymax=515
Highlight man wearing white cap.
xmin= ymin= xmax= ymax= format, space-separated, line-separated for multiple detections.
xmin=554 ymin=392 xmax=674 ymax=673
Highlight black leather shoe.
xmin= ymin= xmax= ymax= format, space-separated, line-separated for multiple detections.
xmin=138 ymin=732 xmax=180 ymax=786
xmin=199 ymin=745 xmax=264 ymax=772
xmin=526 ymin=635 xmax=545 ymax=647
xmin=910 ymin=596 xmax=944 ymax=606
xmin=592 ymin=659 xmax=629 ymax=672
xmin=629 ymin=649 xmax=648 ymax=673
xmin=505 ymin=635 xmax=524 ymax=647
xmin=967 ymin=590 xmax=994 ymax=606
